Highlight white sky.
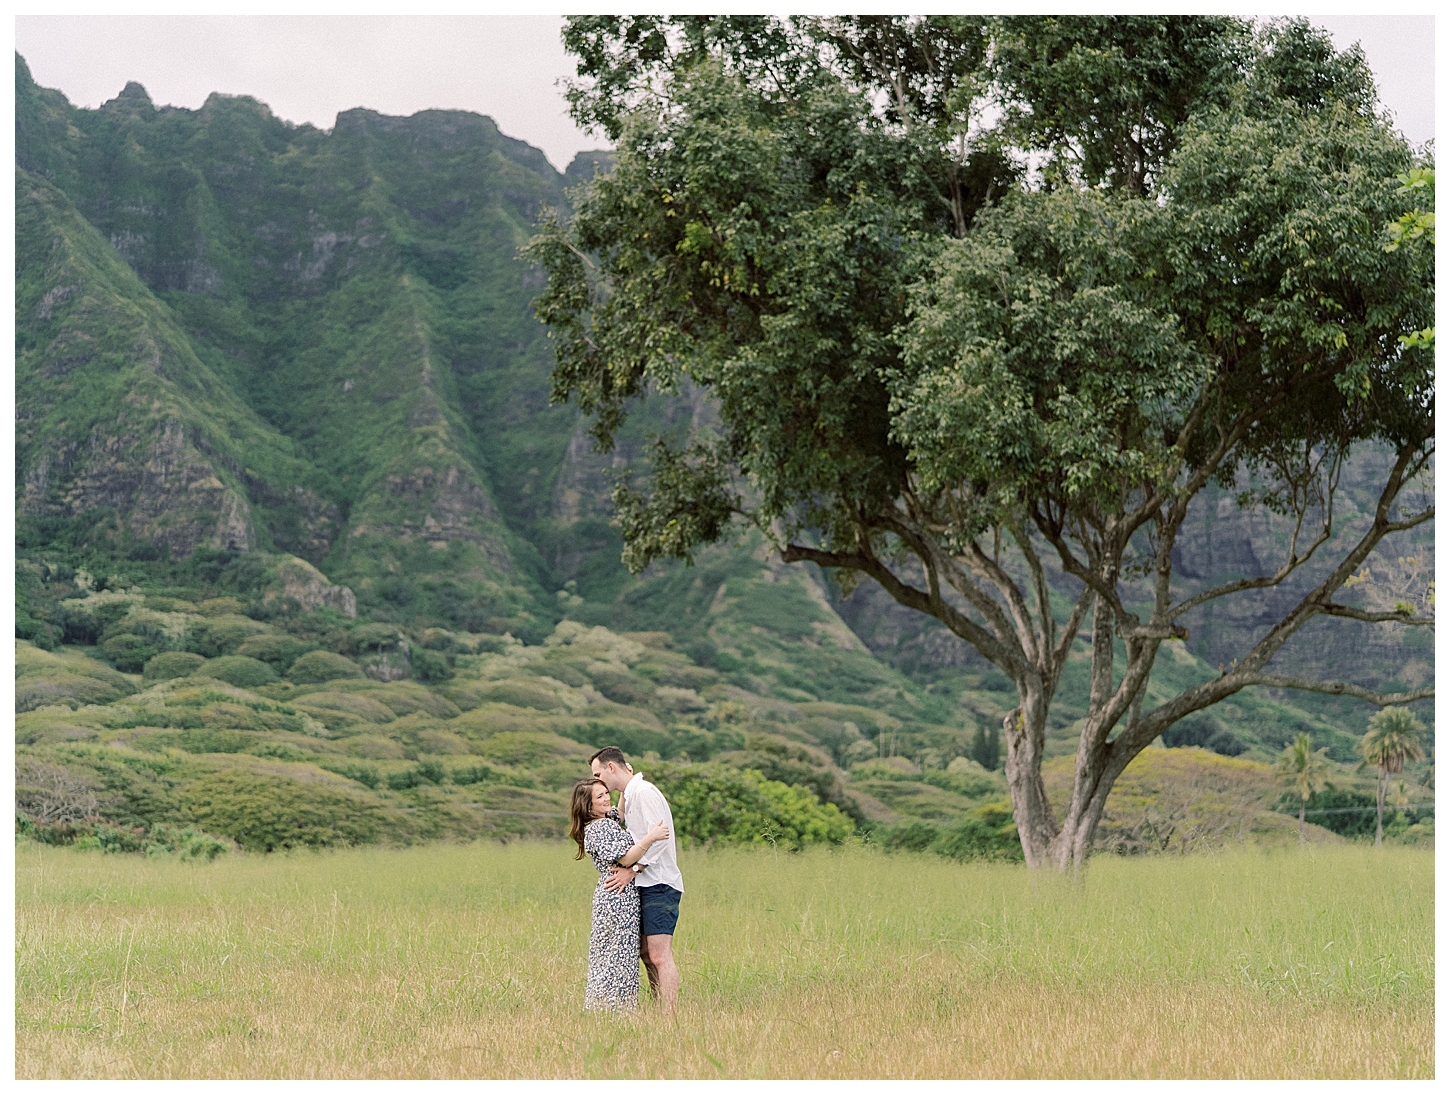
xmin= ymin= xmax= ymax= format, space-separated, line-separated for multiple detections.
xmin=11 ymin=14 xmax=1438 ymax=174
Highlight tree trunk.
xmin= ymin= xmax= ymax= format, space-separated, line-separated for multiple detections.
xmin=1002 ymin=697 xmax=1058 ymax=868
xmin=1374 ymin=770 xmax=1386 ymax=847
xmin=1061 ymin=776 xmax=1114 ymax=874
xmin=1299 ymin=800 xmax=1306 ymax=844
xmin=1036 ymin=593 xmax=1120 ymax=874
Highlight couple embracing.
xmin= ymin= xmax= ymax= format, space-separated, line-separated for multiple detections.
xmin=568 ymin=747 xmax=683 ymax=1013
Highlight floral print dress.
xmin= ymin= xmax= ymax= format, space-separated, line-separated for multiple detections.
xmin=583 ymin=814 xmax=640 ymax=1011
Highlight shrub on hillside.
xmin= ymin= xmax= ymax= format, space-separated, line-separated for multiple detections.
xmin=16 ymin=590 xmax=60 ymax=650
xmin=559 ymin=720 xmax=735 ymax=765
xmin=874 ymin=803 xmax=1024 ymax=862
xmin=362 ymin=684 xmax=460 ymax=719
xmin=650 ymin=762 xmax=854 ymax=850
xmin=287 ymin=650 xmax=364 ymax=684
xmin=100 ymin=633 xmax=162 ymax=673
xmin=193 ymin=655 xmax=279 ymax=689
xmin=686 ymin=638 xmax=719 ymax=667
xmin=881 ymin=820 xmax=939 ymax=852
xmin=475 ymin=679 xmax=566 ymax=711
xmin=338 ymin=623 xmax=404 ymax=656
xmin=292 ymin=691 xmax=396 ymax=725
xmin=419 ymin=628 xmax=459 ymax=652
xmin=14 ymin=643 xmax=135 ymax=712
xmin=317 ymin=760 xmax=381 ymax=788
xmin=15 ymin=757 xmax=231 ymax=859
xmin=181 ymin=769 xmax=383 ymax=851
xmin=450 ymin=762 xmax=538 ymax=789
xmin=185 ymin=614 xmax=267 ymax=658
xmin=90 ymin=601 xmax=133 ymax=634
xmin=144 ymin=652 xmax=207 ymax=682
xmin=1164 ymin=715 xmax=1249 ymax=757
xmin=921 ymin=766 xmax=1002 ymax=799
xmin=851 ymin=757 xmax=919 ymax=778
xmin=387 ymin=767 xmax=424 ymax=791
xmin=409 ymin=646 xmax=454 ymax=682
xmin=587 ymin=666 xmax=653 ymax=705
xmin=934 ymin=803 xmax=1023 ymax=862
xmin=73 ymin=822 xmax=232 ymax=860
xmin=14 ymin=674 xmax=122 ymax=712
xmin=357 ymin=649 xmax=413 ymax=681
xmin=15 ymin=758 xmax=107 ymax=825
xmin=107 ymin=615 xmax=173 ymax=651
xmin=53 ymin=603 xmax=101 ymax=646
xmin=234 ymin=633 xmax=316 ymax=672
xmin=198 ymin=597 xmax=247 ymax=617
xmin=1045 ymin=748 xmax=1278 ymax=856
xmin=478 ymin=730 xmax=585 ymax=769
xmin=15 ymin=811 xmax=94 ymax=846
xmin=385 ymin=761 xmax=448 ymax=790
xmin=1390 ymin=818 xmax=1434 ymax=847
xmin=37 ymin=752 xmax=190 ymax=831
xmin=715 ymin=736 xmax=856 ymax=819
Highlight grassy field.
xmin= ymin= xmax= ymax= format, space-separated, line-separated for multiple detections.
xmin=15 ymin=840 xmax=1433 ymax=1079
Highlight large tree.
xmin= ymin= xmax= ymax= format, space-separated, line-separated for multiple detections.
xmin=529 ymin=16 xmax=1434 ymax=870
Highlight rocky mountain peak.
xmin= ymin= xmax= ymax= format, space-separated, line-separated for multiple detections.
xmin=106 ymin=80 xmax=154 ymax=111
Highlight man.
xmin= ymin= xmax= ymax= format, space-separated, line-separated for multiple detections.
xmin=589 ymin=746 xmax=682 ymax=1013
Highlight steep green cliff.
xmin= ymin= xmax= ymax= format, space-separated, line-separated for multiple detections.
xmin=15 ymin=54 xmax=577 ymax=634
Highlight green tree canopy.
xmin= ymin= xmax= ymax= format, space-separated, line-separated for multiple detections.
xmin=530 ymin=16 xmax=1434 ymax=871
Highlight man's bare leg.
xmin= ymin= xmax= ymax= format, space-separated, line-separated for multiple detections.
xmin=643 ymin=934 xmax=678 ymax=1014
xmin=640 ymin=937 xmax=661 ymax=997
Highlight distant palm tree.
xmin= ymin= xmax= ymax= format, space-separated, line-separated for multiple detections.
xmin=1276 ymin=733 xmax=1332 ymax=844
xmin=1359 ymin=708 xmax=1428 ymax=847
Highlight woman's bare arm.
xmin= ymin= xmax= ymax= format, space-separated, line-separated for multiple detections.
xmin=615 ymin=820 xmax=669 ymax=867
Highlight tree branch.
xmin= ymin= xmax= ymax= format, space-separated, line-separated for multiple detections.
xmin=1008 ymin=520 xmax=1056 ymax=668
xmin=1168 ymin=539 xmax=1332 ymax=621
xmin=1034 ymin=518 xmax=1133 ymax=630
xmin=1237 ymin=674 xmax=1433 ymax=706
xmin=1052 ymin=584 xmax=1095 ymax=681
xmin=881 ymin=507 xmax=1026 ymax=660
xmin=781 ymin=542 xmax=1024 ymax=672
xmin=960 ymin=533 xmax=1043 ymax=666
xmin=1093 ymin=441 xmax=1433 ymax=782
xmin=1382 ymin=506 xmax=1435 ymax=534
xmin=1231 ymin=444 xmax=1428 ymax=680
xmin=1320 ymin=603 xmax=1434 ymax=626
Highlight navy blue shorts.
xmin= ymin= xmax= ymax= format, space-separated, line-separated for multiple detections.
xmin=638 ymin=883 xmax=682 ymax=936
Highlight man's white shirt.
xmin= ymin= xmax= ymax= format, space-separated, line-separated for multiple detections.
xmin=621 ymin=771 xmax=684 ymax=892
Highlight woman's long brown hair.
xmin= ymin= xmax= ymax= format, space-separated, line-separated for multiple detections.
xmin=569 ymin=779 xmax=606 ymax=860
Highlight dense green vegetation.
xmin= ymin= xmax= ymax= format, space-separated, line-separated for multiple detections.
xmin=13 ymin=37 xmax=1431 ymax=862
xmin=17 ymin=587 xmax=1421 ymax=861
xmin=16 ymin=53 xmax=568 ymax=635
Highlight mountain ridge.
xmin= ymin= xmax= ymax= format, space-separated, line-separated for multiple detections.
xmin=14 ymin=50 xmax=1432 ymax=832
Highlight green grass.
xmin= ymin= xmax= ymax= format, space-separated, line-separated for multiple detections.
xmin=15 ymin=840 xmax=1433 ymax=1078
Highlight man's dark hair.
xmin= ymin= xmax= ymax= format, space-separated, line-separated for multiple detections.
xmin=590 ymin=746 xmax=628 ymax=768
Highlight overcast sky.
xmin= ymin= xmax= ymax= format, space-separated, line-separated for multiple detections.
xmin=14 ymin=14 xmax=1436 ymax=174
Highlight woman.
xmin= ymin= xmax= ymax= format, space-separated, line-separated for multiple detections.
xmin=569 ymin=778 xmax=670 ymax=1011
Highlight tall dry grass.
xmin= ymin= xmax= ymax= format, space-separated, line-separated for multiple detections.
xmin=15 ymin=840 xmax=1432 ymax=1078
